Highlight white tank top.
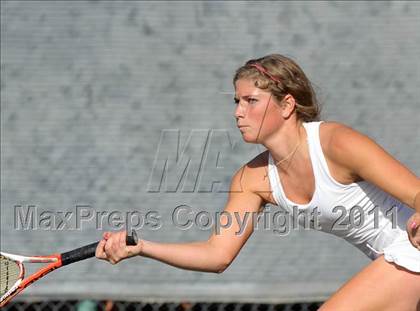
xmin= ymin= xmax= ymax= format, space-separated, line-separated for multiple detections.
xmin=267 ymin=121 xmax=418 ymax=266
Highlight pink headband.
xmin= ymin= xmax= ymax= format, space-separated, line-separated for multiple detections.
xmin=249 ymin=63 xmax=282 ymax=84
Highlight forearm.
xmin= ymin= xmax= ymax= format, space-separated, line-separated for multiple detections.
xmin=138 ymin=239 xmax=229 ymax=273
xmin=414 ymin=191 xmax=420 ymax=213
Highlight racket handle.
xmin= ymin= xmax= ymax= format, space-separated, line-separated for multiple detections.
xmin=61 ymin=231 xmax=138 ymax=266
xmin=126 ymin=230 xmax=138 ymax=246
xmin=61 ymin=242 xmax=99 ymax=266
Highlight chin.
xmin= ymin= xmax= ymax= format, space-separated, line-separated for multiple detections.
xmin=241 ymin=133 xmax=259 ymax=144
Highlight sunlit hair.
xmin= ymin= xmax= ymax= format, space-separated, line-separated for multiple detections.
xmin=233 ymin=54 xmax=321 ymax=122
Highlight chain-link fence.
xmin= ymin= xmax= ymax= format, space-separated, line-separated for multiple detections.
xmin=3 ymin=301 xmax=324 ymax=311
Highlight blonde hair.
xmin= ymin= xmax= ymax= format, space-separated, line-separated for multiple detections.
xmin=233 ymin=54 xmax=321 ymax=122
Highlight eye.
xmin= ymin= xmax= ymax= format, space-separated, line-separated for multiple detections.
xmin=233 ymin=98 xmax=239 ymax=105
xmin=248 ymin=98 xmax=258 ymax=104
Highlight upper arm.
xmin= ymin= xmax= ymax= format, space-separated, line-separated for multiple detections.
xmin=326 ymin=122 xmax=420 ymax=209
xmin=207 ymin=163 xmax=265 ymax=264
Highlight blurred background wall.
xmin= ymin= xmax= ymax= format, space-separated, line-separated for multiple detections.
xmin=1 ymin=0 xmax=419 ymax=303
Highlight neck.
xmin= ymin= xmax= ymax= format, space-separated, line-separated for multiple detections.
xmin=263 ymin=121 xmax=306 ymax=170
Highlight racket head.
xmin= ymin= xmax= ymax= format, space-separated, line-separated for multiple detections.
xmin=1 ymin=232 xmax=134 ymax=306
xmin=0 ymin=252 xmax=24 ymax=306
xmin=0 ymin=252 xmax=60 ymax=307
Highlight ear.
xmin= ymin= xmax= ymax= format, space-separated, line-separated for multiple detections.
xmin=280 ymin=94 xmax=297 ymax=119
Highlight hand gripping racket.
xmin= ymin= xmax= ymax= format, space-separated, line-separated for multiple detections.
xmin=0 ymin=231 xmax=138 ymax=306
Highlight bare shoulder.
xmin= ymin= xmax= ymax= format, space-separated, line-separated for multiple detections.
xmin=319 ymin=121 xmax=371 ymax=162
xmin=319 ymin=121 xmax=359 ymax=145
xmin=230 ymin=150 xmax=272 ymax=204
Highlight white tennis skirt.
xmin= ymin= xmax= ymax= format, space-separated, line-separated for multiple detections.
xmin=373 ymin=231 xmax=420 ymax=273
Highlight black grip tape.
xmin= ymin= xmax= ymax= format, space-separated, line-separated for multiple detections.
xmin=126 ymin=230 xmax=138 ymax=245
xmin=61 ymin=231 xmax=138 ymax=266
xmin=61 ymin=242 xmax=99 ymax=266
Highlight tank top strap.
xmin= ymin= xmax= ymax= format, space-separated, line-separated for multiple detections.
xmin=266 ymin=152 xmax=286 ymax=209
xmin=302 ymin=121 xmax=346 ymax=189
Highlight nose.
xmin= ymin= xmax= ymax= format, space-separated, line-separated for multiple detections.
xmin=234 ymin=101 xmax=246 ymax=119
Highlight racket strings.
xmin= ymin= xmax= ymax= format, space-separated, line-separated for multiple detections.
xmin=0 ymin=255 xmax=21 ymax=297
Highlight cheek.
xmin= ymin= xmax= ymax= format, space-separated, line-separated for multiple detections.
xmin=243 ymin=103 xmax=282 ymax=138
xmin=256 ymin=114 xmax=283 ymax=142
xmin=250 ymin=109 xmax=279 ymax=132
xmin=241 ymin=112 xmax=279 ymax=142
xmin=261 ymin=115 xmax=280 ymax=132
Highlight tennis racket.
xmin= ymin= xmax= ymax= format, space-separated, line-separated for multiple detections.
xmin=0 ymin=230 xmax=138 ymax=306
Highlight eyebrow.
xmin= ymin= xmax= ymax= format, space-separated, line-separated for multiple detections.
xmin=233 ymin=95 xmax=259 ymax=101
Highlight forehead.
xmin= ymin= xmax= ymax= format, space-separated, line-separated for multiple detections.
xmin=234 ymin=79 xmax=269 ymax=97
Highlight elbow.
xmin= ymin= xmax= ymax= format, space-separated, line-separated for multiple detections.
xmin=214 ymin=257 xmax=233 ymax=274
xmin=206 ymin=240 xmax=235 ymax=274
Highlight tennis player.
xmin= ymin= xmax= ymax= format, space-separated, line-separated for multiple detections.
xmin=96 ymin=54 xmax=420 ymax=310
